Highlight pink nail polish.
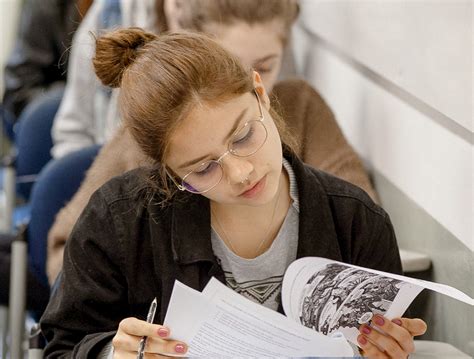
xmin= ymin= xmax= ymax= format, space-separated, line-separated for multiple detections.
xmin=374 ymin=316 xmax=385 ymax=326
xmin=362 ymin=326 xmax=371 ymax=334
xmin=392 ymin=319 xmax=403 ymax=326
xmin=175 ymin=344 xmax=186 ymax=353
xmin=157 ymin=328 xmax=168 ymax=337
xmin=358 ymin=336 xmax=367 ymax=345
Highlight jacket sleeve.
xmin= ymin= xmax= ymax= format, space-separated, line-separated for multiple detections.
xmin=3 ymin=1 xmax=64 ymax=117
xmin=50 ymin=1 xmax=102 ymax=159
xmin=272 ymin=79 xmax=379 ymax=202
xmin=40 ymin=188 xmax=127 ymax=357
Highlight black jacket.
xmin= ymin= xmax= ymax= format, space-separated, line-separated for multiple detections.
xmin=41 ymin=153 xmax=402 ymax=357
xmin=3 ymin=0 xmax=80 ymax=118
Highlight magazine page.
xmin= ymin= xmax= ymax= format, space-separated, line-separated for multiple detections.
xmin=282 ymin=257 xmax=424 ymax=345
xmin=164 ymin=279 xmax=354 ymax=358
xmin=282 ymin=257 xmax=473 ymax=346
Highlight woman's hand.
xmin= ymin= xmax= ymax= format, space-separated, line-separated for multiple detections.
xmin=112 ymin=317 xmax=188 ymax=358
xmin=357 ymin=316 xmax=427 ymax=358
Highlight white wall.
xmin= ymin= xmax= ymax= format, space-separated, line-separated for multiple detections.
xmin=293 ymin=0 xmax=473 ymax=250
xmin=292 ymin=0 xmax=473 ymax=354
xmin=296 ymin=0 xmax=472 ymax=132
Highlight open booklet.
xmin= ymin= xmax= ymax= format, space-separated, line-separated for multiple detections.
xmin=164 ymin=257 xmax=473 ymax=358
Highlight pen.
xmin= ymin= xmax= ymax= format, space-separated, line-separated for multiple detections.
xmin=137 ymin=297 xmax=158 ymax=359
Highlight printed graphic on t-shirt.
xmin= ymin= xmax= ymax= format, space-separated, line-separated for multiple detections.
xmin=224 ymin=272 xmax=283 ymax=305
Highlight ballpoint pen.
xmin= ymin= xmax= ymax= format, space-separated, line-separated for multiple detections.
xmin=137 ymin=297 xmax=158 ymax=359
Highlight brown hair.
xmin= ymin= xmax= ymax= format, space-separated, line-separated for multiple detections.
xmin=94 ymin=28 xmax=296 ymax=200
xmin=176 ymin=0 xmax=299 ymax=43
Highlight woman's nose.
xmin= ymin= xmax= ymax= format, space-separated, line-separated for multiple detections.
xmin=222 ymin=156 xmax=253 ymax=185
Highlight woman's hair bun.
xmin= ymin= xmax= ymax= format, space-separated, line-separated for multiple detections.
xmin=93 ymin=27 xmax=157 ymax=88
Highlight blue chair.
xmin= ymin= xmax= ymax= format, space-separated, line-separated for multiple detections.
xmin=14 ymin=88 xmax=61 ymax=200
xmin=28 ymin=145 xmax=100 ymax=286
xmin=1 ymin=89 xmax=62 ymax=233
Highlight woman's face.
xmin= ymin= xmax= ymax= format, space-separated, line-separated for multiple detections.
xmin=205 ymin=20 xmax=286 ymax=92
xmin=165 ymin=78 xmax=283 ymax=207
xmin=165 ymin=2 xmax=287 ymax=92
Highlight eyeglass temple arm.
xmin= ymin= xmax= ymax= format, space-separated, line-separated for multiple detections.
xmin=165 ymin=168 xmax=186 ymax=191
xmin=253 ymin=89 xmax=264 ymax=120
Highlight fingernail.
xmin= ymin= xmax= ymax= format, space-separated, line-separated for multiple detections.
xmin=157 ymin=328 xmax=168 ymax=337
xmin=362 ymin=326 xmax=371 ymax=334
xmin=392 ymin=319 xmax=403 ymax=326
xmin=175 ymin=344 xmax=186 ymax=353
xmin=358 ymin=335 xmax=367 ymax=345
xmin=374 ymin=316 xmax=385 ymax=326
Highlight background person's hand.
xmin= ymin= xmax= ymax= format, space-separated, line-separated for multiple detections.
xmin=112 ymin=317 xmax=188 ymax=358
xmin=357 ymin=315 xmax=427 ymax=358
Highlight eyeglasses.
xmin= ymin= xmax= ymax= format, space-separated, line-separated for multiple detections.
xmin=168 ymin=90 xmax=268 ymax=194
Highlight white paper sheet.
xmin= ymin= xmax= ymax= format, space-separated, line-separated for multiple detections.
xmin=164 ymin=279 xmax=353 ymax=358
xmin=163 ymin=257 xmax=473 ymax=357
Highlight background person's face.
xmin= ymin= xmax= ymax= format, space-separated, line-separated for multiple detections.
xmin=205 ymin=20 xmax=285 ymax=92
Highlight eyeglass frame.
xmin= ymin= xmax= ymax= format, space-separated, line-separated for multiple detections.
xmin=166 ymin=89 xmax=267 ymax=194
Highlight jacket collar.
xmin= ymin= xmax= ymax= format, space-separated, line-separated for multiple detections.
xmin=169 ymin=192 xmax=215 ymax=264
xmin=166 ymin=150 xmax=341 ymax=265
xmin=285 ymin=152 xmax=342 ymax=260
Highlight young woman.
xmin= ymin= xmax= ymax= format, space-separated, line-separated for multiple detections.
xmin=40 ymin=29 xmax=426 ymax=358
xmin=45 ymin=0 xmax=377 ymax=286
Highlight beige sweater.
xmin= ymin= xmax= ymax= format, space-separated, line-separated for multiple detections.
xmin=46 ymin=78 xmax=377 ymax=284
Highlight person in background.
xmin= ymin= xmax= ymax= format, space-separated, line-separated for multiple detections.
xmin=41 ymin=28 xmax=427 ymax=358
xmin=3 ymin=0 xmax=92 ymax=120
xmin=0 ymin=0 xmax=92 ymax=315
xmin=45 ymin=0 xmax=378 ymax=286
xmin=2 ymin=0 xmax=93 ymax=198
xmin=49 ymin=0 xmax=165 ymax=159
xmin=27 ymin=0 xmax=156 ymax=288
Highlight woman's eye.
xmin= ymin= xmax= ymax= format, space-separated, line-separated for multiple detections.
xmin=255 ymin=66 xmax=272 ymax=74
xmin=195 ymin=162 xmax=218 ymax=175
xmin=233 ymin=125 xmax=254 ymax=145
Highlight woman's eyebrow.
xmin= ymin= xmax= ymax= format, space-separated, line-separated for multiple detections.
xmin=177 ymin=106 xmax=249 ymax=170
xmin=253 ymin=54 xmax=279 ymax=66
xmin=222 ymin=107 xmax=248 ymax=145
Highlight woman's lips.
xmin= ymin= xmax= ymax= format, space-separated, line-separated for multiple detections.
xmin=240 ymin=175 xmax=267 ymax=198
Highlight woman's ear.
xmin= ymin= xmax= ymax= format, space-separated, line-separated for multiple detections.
xmin=253 ymin=71 xmax=271 ymax=110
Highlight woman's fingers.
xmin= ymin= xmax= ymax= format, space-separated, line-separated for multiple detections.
xmin=357 ymin=315 xmax=427 ymax=358
xmin=113 ymin=317 xmax=188 ymax=355
xmin=393 ymin=317 xmax=427 ymax=337
xmin=358 ymin=323 xmax=407 ymax=358
xmin=146 ymin=337 xmax=188 ymax=356
xmin=113 ymin=351 xmax=172 ymax=358
xmin=113 ymin=335 xmax=188 ymax=356
xmin=370 ymin=315 xmax=415 ymax=354
xmin=118 ymin=317 xmax=169 ymax=337
xmin=357 ymin=334 xmax=389 ymax=359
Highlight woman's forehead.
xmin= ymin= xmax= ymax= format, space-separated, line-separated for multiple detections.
xmin=206 ymin=21 xmax=285 ymax=59
xmin=166 ymin=93 xmax=255 ymax=164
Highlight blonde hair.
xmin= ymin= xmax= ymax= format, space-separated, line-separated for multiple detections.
xmin=93 ymin=28 xmax=296 ymax=200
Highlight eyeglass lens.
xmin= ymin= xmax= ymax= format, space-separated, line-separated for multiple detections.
xmin=182 ymin=120 xmax=267 ymax=193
